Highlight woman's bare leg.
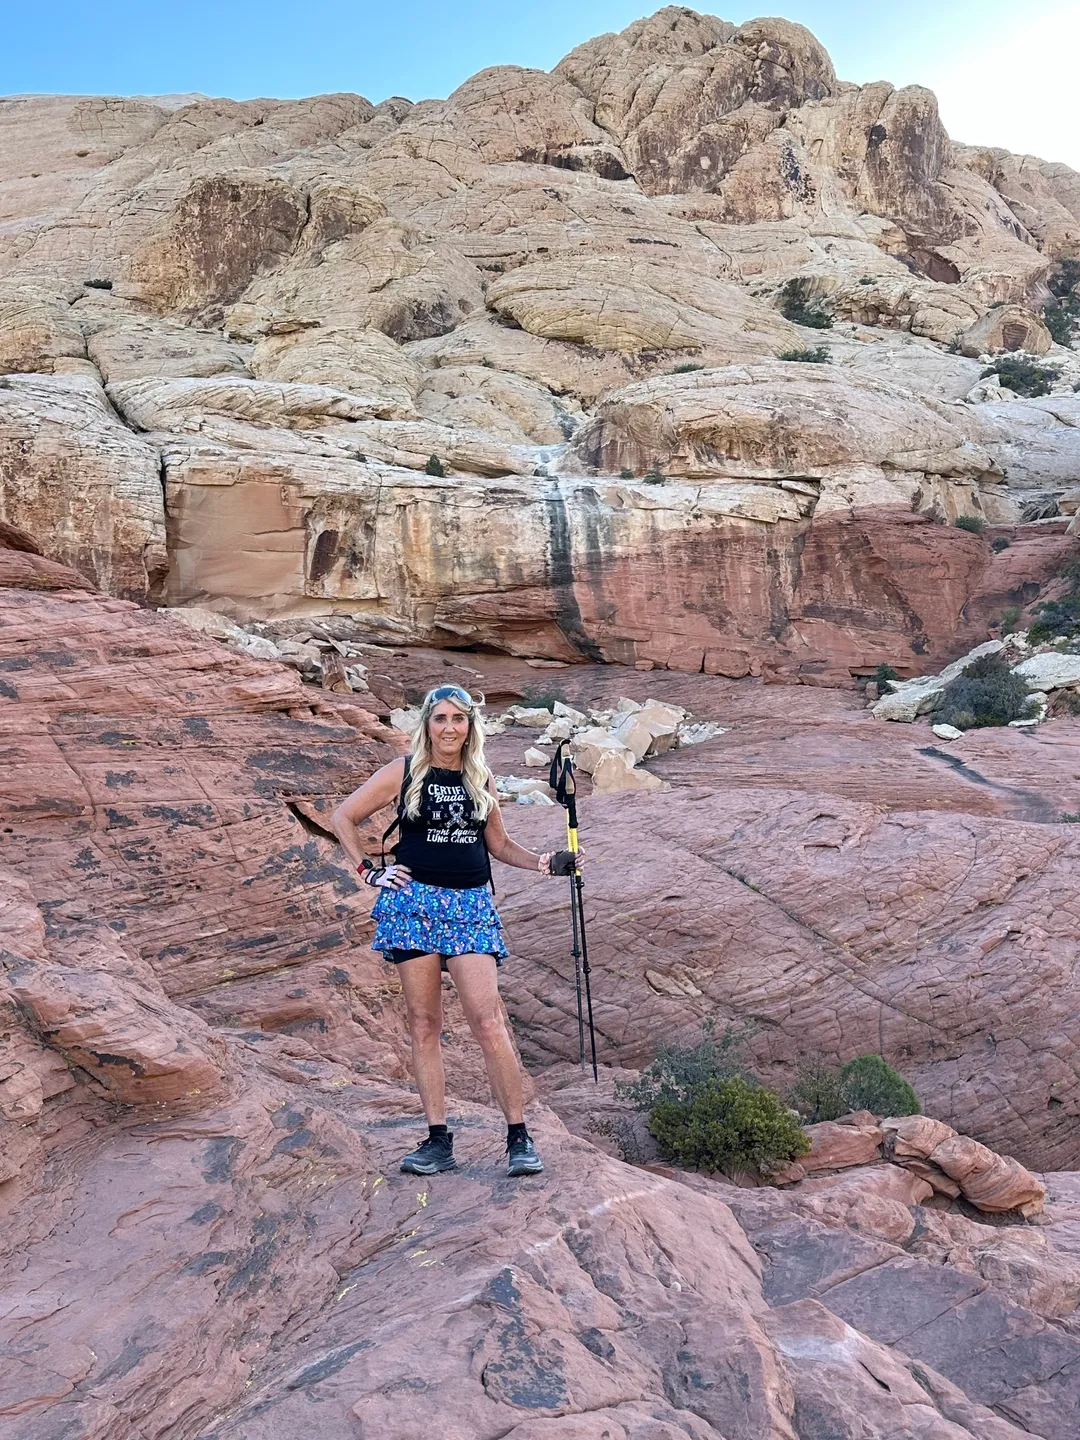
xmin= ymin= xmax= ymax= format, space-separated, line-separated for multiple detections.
xmin=446 ymin=954 xmax=524 ymax=1124
xmin=397 ymin=953 xmax=447 ymax=1124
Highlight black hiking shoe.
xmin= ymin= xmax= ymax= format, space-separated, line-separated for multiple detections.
xmin=400 ymin=1131 xmax=458 ymax=1175
xmin=507 ymin=1130 xmax=544 ymax=1177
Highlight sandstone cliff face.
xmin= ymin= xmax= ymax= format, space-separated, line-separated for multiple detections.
xmin=0 ymin=8 xmax=1079 ymax=677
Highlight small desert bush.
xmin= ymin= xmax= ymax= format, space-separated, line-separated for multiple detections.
xmin=650 ymin=1077 xmax=810 ymax=1175
xmin=954 ymin=514 xmax=986 ymax=535
xmin=1044 ymin=301 xmax=1077 ymax=346
xmin=789 ymin=1054 xmax=921 ymax=1122
xmin=668 ymin=362 xmax=704 ymax=374
xmin=617 ymin=1019 xmax=754 ymax=1111
xmin=983 ymin=355 xmax=1060 ymax=398
xmin=642 ymin=469 xmax=666 ymax=484
xmin=1000 ymin=605 xmax=1022 ymax=635
xmin=1044 ymin=261 xmax=1080 ymax=346
xmin=425 ymin=454 xmax=446 ymax=477
xmin=991 ymin=536 xmax=1011 ymax=553
xmin=1049 ymin=259 xmax=1080 ymax=299
xmin=933 ymin=653 xmax=1037 ymax=730
xmin=778 ymin=345 xmax=830 ymax=363
xmin=838 ymin=1055 xmax=921 ymax=1117
xmin=1028 ymin=595 xmax=1080 ymax=643
xmin=874 ymin=663 xmax=899 ymax=686
xmin=519 ymin=686 xmax=567 ymax=712
xmin=620 ymin=467 xmax=635 ymax=480
xmin=778 ymin=278 xmax=833 ymax=330
xmin=1061 ymin=811 xmax=1080 ymax=823
xmin=1028 ymin=552 xmax=1080 ymax=642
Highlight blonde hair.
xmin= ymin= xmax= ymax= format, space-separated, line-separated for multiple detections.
xmin=405 ymin=686 xmax=494 ymax=823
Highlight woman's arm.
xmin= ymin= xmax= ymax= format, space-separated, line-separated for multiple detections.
xmin=483 ymin=777 xmax=582 ymax=873
xmin=331 ymin=756 xmax=408 ymax=872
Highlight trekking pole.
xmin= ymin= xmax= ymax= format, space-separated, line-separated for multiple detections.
xmin=549 ymin=742 xmax=599 ymax=1083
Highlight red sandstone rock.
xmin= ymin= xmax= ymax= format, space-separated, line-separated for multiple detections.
xmin=0 ymin=553 xmax=1077 ymax=1438
xmin=884 ymin=1116 xmax=1047 ymax=1216
xmin=800 ymin=1120 xmax=884 ymax=1172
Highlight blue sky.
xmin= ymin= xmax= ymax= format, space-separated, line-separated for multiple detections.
xmin=2 ymin=1 xmax=1076 ymax=166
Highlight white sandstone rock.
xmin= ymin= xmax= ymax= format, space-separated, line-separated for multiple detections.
xmin=570 ymin=727 xmax=637 ymax=775
xmin=1012 ymin=652 xmax=1080 ymax=691
xmin=390 ymin=708 xmax=422 ymax=734
xmin=677 ymin=721 xmax=726 ymax=747
xmin=591 ymin=748 xmax=664 ymax=793
xmin=611 ymin=703 xmax=680 ymax=761
xmin=507 ymin=706 xmax=558 ymax=727
xmin=931 ymin=724 xmax=964 ymax=741
xmin=523 ymin=747 xmax=550 ymax=767
xmin=552 ymin=701 xmax=588 ymax=725
xmin=542 ymin=717 xmax=573 ymax=742
xmin=495 ymin=775 xmax=555 ymax=804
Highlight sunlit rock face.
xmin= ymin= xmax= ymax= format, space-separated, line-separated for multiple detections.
xmin=1 ymin=8 xmax=1079 ymax=676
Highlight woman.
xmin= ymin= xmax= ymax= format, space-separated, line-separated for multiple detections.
xmin=331 ymin=684 xmax=578 ymax=1179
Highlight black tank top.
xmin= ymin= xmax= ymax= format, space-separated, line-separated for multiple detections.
xmin=393 ymin=759 xmax=492 ymax=889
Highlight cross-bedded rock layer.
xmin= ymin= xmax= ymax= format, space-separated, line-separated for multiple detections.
xmin=2 ymin=9 xmax=1080 ymax=678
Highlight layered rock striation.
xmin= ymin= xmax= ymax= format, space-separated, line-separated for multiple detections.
xmin=1 ymin=9 xmax=1079 ymax=677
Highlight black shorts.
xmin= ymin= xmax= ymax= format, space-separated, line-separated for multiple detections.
xmin=384 ymin=948 xmax=503 ymax=971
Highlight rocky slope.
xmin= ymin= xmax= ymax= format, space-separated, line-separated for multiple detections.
xmin=3 ymin=527 xmax=1080 ymax=1438
xmin=2 ymin=8 xmax=1080 ymax=678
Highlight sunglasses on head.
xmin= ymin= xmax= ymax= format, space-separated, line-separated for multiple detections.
xmin=428 ymin=685 xmax=474 ymax=706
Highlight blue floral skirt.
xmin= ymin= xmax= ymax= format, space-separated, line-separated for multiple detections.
xmin=372 ymin=882 xmax=508 ymax=966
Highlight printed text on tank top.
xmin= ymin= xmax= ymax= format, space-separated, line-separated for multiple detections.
xmin=424 ymin=778 xmax=478 ymax=846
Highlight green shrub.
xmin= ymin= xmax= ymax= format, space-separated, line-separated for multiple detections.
xmin=618 ymin=1019 xmax=754 ymax=1111
xmin=1028 ymin=551 xmax=1080 ymax=642
xmin=858 ymin=276 xmax=875 ymax=286
xmin=519 ymin=686 xmax=567 ymax=712
xmin=425 ymin=454 xmax=446 ymax=477
xmin=1049 ymin=259 xmax=1080 ymax=299
xmin=649 ymin=1077 xmax=810 ymax=1175
xmin=778 ymin=346 xmax=830 ymax=363
xmin=991 ymin=536 xmax=1011 ymax=552
xmin=83 ymin=277 xmax=113 ymax=290
xmin=1061 ymin=812 xmax=1080 ymax=823
xmin=1000 ymin=605 xmax=1022 ymax=635
xmin=779 ymin=278 xmax=833 ymax=330
xmin=1028 ymin=595 xmax=1080 ymax=642
xmin=669 ymin=362 xmax=704 ymax=374
xmin=642 ymin=469 xmax=666 ymax=485
xmin=788 ymin=1059 xmax=847 ymax=1123
xmin=619 ymin=467 xmax=635 ymax=480
xmin=838 ymin=1055 xmax=921 ymax=1117
xmin=933 ymin=653 xmax=1036 ymax=730
xmin=1044 ymin=300 xmax=1077 ymax=346
xmin=983 ymin=355 xmax=1060 ymax=398
xmin=874 ymin=663 xmax=899 ymax=686
xmin=789 ymin=1055 xmax=920 ymax=1121
xmin=954 ymin=514 xmax=986 ymax=535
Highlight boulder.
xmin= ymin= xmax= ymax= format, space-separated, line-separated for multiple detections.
xmin=959 ymin=306 xmax=1054 ymax=358
xmin=0 ymin=282 xmax=86 ymax=373
xmin=592 ymin=748 xmax=664 ymax=793
xmin=570 ymin=726 xmax=636 ymax=774
xmin=883 ymin=1116 xmax=1046 ymax=1216
xmin=800 ymin=1120 xmax=884 ymax=1173
xmin=0 ymin=373 xmax=166 ymax=600
xmin=523 ymin=746 xmax=549 ymax=767
xmin=1012 ymin=651 xmax=1080 ymax=691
